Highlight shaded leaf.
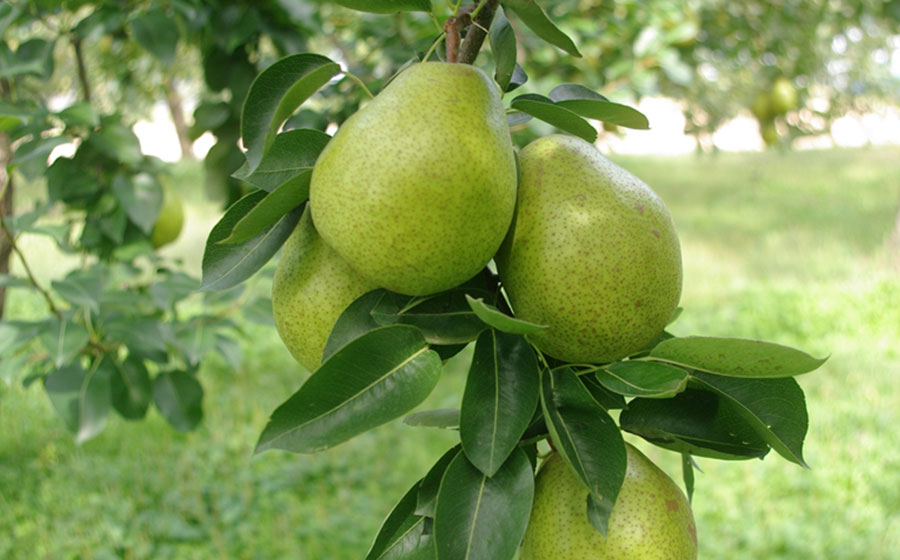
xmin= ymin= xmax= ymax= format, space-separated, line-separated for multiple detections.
xmin=404 ymin=408 xmax=460 ymax=430
xmin=416 ymin=446 xmax=461 ymax=518
xmin=489 ymin=7 xmax=517 ymax=92
xmin=367 ymin=480 xmax=435 ymax=560
xmin=110 ymin=355 xmax=152 ymax=420
xmin=111 ymin=172 xmax=163 ymax=234
xmin=44 ymin=363 xmax=88 ymax=432
xmin=256 ymin=325 xmax=442 ymax=454
xmin=233 ymin=128 xmax=330 ymax=192
xmin=88 ymin=122 xmax=143 ymax=166
xmin=506 ymin=63 xmax=528 ymax=92
xmin=153 ymin=370 xmax=204 ymax=432
xmin=596 ymin=361 xmax=689 ymax=398
xmin=433 ymin=449 xmax=534 ymax=560
xmin=682 ymin=453 xmax=695 ymax=503
xmin=0 ymin=38 xmax=55 ymax=78
xmin=504 ymin=0 xmax=581 ymax=56
xmin=129 ymin=7 xmax=178 ymax=65
xmin=322 ymin=290 xmax=405 ymax=361
xmin=649 ymin=336 xmax=827 ymax=378
xmin=334 ymin=0 xmax=432 ymax=13
xmin=465 ymin=295 xmax=548 ymax=335
xmin=219 ymin=184 xmax=308 ymax=245
xmin=51 ymin=268 xmax=104 ymax=315
xmin=372 ymin=290 xmax=489 ymax=346
xmin=549 ymin=83 xmax=650 ymax=129
xmin=40 ymin=316 xmax=90 ymax=369
xmin=580 ymin=374 xmax=626 ymax=410
xmin=510 ymin=94 xmax=597 ymax=142
xmin=57 ymin=102 xmax=100 ymax=128
xmin=460 ymin=330 xmax=540 ymax=476
xmin=587 ymin=494 xmax=614 ymax=536
xmin=76 ymin=358 xmax=114 ymax=444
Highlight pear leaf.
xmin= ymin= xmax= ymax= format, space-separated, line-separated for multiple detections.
xmin=366 ymin=480 xmax=435 ymax=560
xmin=404 ymin=409 xmax=460 ymax=430
xmin=586 ymin=494 xmax=614 ymax=536
xmin=241 ymin=53 xmax=340 ymax=173
xmin=129 ymin=7 xmax=178 ymax=65
xmin=549 ymin=83 xmax=651 ymax=130
xmin=460 ymin=330 xmax=540 ymax=477
xmin=200 ymin=190 xmax=302 ymax=291
xmin=415 ymin=445 xmax=461 ymax=517
xmin=510 ymin=94 xmax=597 ymax=142
xmin=503 ymin=0 xmax=581 ymax=57
xmin=540 ymin=366 xmax=626 ymax=524
xmin=465 ymin=294 xmax=548 ymax=335
xmin=153 ymin=370 xmax=204 ymax=432
xmin=433 ymin=449 xmax=534 ymax=560
xmin=681 ymin=452 xmax=696 ymax=503
xmin=322 ymin=290 xmax=405 ymax=361
xmin=371 ymin=289 xmax=490 ymax=346
xmin=255 ymin=325 xmax=442 ymax=454
xmin=489 ymin=7 xmax=517 ymax=92
xmin=596 ymin=361 xmax=689 ymax=398
xmin=233 ymin=128 xmax=330 ymax=192
xmin=219 ymin=184 xmax=308 ymax=245
xmin=649 ymin=336 xmax=827 ymax=378
xmin=334 ymin=0 xmax=432 ymax=13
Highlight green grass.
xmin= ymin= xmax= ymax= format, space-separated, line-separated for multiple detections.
xmin=2 ymin=146 xmax=900 ymax=558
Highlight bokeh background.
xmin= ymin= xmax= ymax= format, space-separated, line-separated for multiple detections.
xmin=2 ymin=1 xmax=899 ymax=558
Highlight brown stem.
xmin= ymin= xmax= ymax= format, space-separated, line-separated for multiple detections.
xmin=72 ymin=36 xmax=92 ymax=103
xmin=164 ymin=76 xmax=195 ymax=160
xmin=458 ymin=0 xmax=499 ymax=65
xmin=443 ymin=17 xmax=463 ymax=63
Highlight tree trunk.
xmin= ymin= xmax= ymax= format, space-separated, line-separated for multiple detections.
xmin=0 ymin=131 xmax=13 ymax=319
xmin=165 ymin=76 xmax=194 ymax=160
xmin=890 ymin=205 xmax=900 ymax=265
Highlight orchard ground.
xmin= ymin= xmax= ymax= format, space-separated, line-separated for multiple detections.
xmin=2 ymin=146 xmax=900 ymax=558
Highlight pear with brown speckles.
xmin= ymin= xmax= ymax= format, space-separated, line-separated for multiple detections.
xmin=521 ymin=445 xmax=698 ymax=559
xmin=272 ymin=207 xmax=377 ymax=372
xmin=309 ymin=62 xmax=517 ymax=296
xmin=496 ymin=134 xmax=682 ymax=363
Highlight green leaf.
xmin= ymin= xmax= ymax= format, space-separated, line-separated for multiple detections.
xmin=579 ymin=374 xmax=626 ymax=410
xmin=367 ymin=480 xmax=435 ymax=560
xmin=322 ymin=290 xmax=403 ymax=361
xmin=44 ymin=363 xmax=88 ymax=432
xmin=0 ymin=3 xmax=19 ymax=38
xmin=682 ymin=453 xmax=695 ymax=503
xmin=691 ymin=371 xmax=809 ymax=467
xmin=460 ymin=330 xmax=540 ymax=476
xmin=510 ymin=94 xmax=597 ymax=142
xmin=649 ymin=336 xmax=827 ymax=378
xmin=333 ymin=0 xmax=433 ymax=13
xmin=57 ymin=102 xmax=100 ymax=128
xmin=506 ymin=63 xmax=528 ymax=93
xmin=76 ymin=358 xmax=114 ymax=444
xmin=503 ymin=0 xmax=581 ymax=57
xmin=149 ymin=272 xmax=200 ymax=312
xmin=371 ymin=290 xmax=489 ymax=346
xmin=620 ymin=388 xmax=770 ymax=460
xmin=548 ymin=83 xmax=650 ymax=130
xmin=489 ymin=7 xmax=517 ymax=92
xmin=88 ymin=122 xmax=143 ymax=167
xmin=0 ymin=38 xmax=55 ymax=78
xmin=586 ymin=493 xmax=615 ymax=536
xmin=434 ymin=448 xmax=534 ymax=560
xmin=153 ymin=370 xmax=204 ymax=432
xmin=10 ymin=136 xmax=68 ymax=170
xmin=404 ymin=408 xmax=460 ymax=430
xmin=540 ymin=366 xmax=626 ymax=529
xmin=465 ymin=295 xmax=548 ymax=335
xmin=255 ymin=325 xmax=442 ymax=454
xmin=241 ymin=53 xmax=340 ymax=173
xmin=111 ymin=172 xmax=163 ymax=234
xmin=51 ymin=268 xmax=104 ymax=315
xmin=596 ymin=361 xmax=689 ymax=398
xmin=0 ymin=274 xmax=33 ymax=289
xmin=40 ymin=316 xmax=90 ymax=369
xmin=129 ymin=7 xmax=179 ymax=66
xmin=110 ymin=355 xmax=152 ymax=420
xmin=233 ymin=128 xmax=330 ymax=192
xmin=415 ymin=446 xmax=461 ymax=517
xmin=219 ymin=185 xmax=308 ymax=245
xmin=190 ymin=101 xmax=231 ymax=139
xmin=200 ymin=190 xmax=302 ymax=291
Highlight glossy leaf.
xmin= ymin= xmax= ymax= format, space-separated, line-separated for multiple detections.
xmin=241 ymin=54 xmax=340 ymax=173
xmin=256 ymin=325 xmax=442 ymax=454
xmin=682 ymin=453 xmax=696 ymax=503
xmin=489 ymin=7 xmax=517 ymax=92
xmin=433 ymin=449 xmax=534 ymax=560
xmin=580 ymin=374 xmax=626 ymax=410
xmin=111 ymin=172 xmax=163 ymax=234
xmin=596 ymin=361 xmax=689 ymax=398
xmin=416 ymin=446 xmax=462 ymax=518
xmin=110 ymin=355 xmax=152 ymax=420
xmin=510 ymin=94 xmax=597 ymax=142
xmin=460 ymin=330 xmax=540 ymax=476
xmin=153 ymin=370 xmax=204 ymax=432
xmin=649 ymin=336 xmax=827 ymax=378
xmin=507 ymin=64 xmax=528 ymax=93
xmin=322 ymin=290 xmax=405 ymax=361
xmin=691 ymin=371 xmax=809 ymax=466
xmin=334 ymin=0 xmax=433 ymax=13
xmin=619 ymin=388 xmax=770 ymax=460
xmin=129 ymin=7 xmax=178 ymax=65
xmin=372 ymin=290 xmax=489 ymax=346
xmin=503 ymin=0 xmax=581 ymax=56
xmin=549 ymin=83 xmax=651 ymax=129
xmin=200 ymin=190 xmax=302 ymax=291
xmin=219 ymin=184 xmax=308 ymax=245
xmin=540 ymin=366 xmax=626 ymax=528
xmin=465 ymin=295 xmax=548 ymax=335
xmin=404 ymin=409 xmax=460 ymax=430
xmin=233 ymin=128 xmax=330 ymax=192
xmin=587 ymin=494 xmax=614 ymax=536
xmin=367 ymin=480 xmax=435 ymax=560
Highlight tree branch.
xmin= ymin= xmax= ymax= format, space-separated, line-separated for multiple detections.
xmin=457 ymin=0 xmax=499 ymax=65
xmin=72 ymin=36 xmax=92 ymax=103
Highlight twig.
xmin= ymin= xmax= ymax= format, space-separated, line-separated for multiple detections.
xmin=458 ymin=0 xmax=499 ymax=64
xmin=72 ymin=36 xmax=92 ymax=103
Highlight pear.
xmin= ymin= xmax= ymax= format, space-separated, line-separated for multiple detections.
xmin=272 ymin=207 xmax=377 ymax=371
xmin=769 ymin=77 xmax=797 ymax=114
xmin=309 ymin=62 xmax=517 ymax=296
xmin=496 ymin=134 xmax=682 ymax=363
xmin=151 ymin=181 xmax=184 ymax=249
xmin=521 ymin=445 xmax=698 ymax=560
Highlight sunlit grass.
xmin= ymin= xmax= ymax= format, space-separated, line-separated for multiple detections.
xmin=1 ymin=146 xmax=899 ymax=558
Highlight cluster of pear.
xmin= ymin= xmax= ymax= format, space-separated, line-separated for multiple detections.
xmin=751 ymin=76 xmax=798 ymax=146
xmin=272 ymin=61 xmax=692 ymax=557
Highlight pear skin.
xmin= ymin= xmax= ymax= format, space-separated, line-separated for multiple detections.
xmin=521 ymin=445 xmax=698 ymax=559
xmin=496 ymin=134 xmax=682 ymax=363
xmin=309 ymin=62 xmax=517 ymax=296
xmin=151 ymin=182 xmax=184 ymax=249
xmin=272 ymin=208 xmax=377 ymax=371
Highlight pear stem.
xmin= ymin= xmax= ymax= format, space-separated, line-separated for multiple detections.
xmin=341 ymin=71 xmax=374 ymax=99
xmin=457 ymin=0 xmax=499 ymax=64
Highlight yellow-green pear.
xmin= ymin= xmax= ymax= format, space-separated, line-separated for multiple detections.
xmin=521 ymin=445 xmax=698 ymax=560
xmin=309 ymin=62 xmax=517 ymax=296
xmin=496 ymin=134 xmax=682 ymax=364
xmin=151 ymin=182 xmax=184 ymax=248
xmin=769 ymin=77 xmax=797 ymax=114
xmin=272 ymin=207 xmax=377 ymax=371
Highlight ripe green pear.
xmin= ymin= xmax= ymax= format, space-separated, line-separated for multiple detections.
xmin=770 ymin=77 xmax=797 ymax=114
xmin=309 ymin=62 xmax=517 ymax=296
xmin=151 ymin=182 xmax=184 ymax=249
xmin=521 ymin=445 xmax=698 ymax=560
xmin=496 ymin=134 xmax=682 ymax=364
xmin=272 ymin=208 xmax=377 ymax=371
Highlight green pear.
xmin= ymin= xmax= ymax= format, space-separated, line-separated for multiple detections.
xmin=769 ymin=77 xmax=797 ymax=114
xmin=309 ymin=62 xmax=517 ymax=296
xmin=151 ymin=181 xmax=184 ymax=249
xmin=272 ymin=207 xmax=377 ymax=371
xmin=521 ymin=445 xmax=698 ymax=560
xmin=496 ymin=134 xmax=682 ymax=363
